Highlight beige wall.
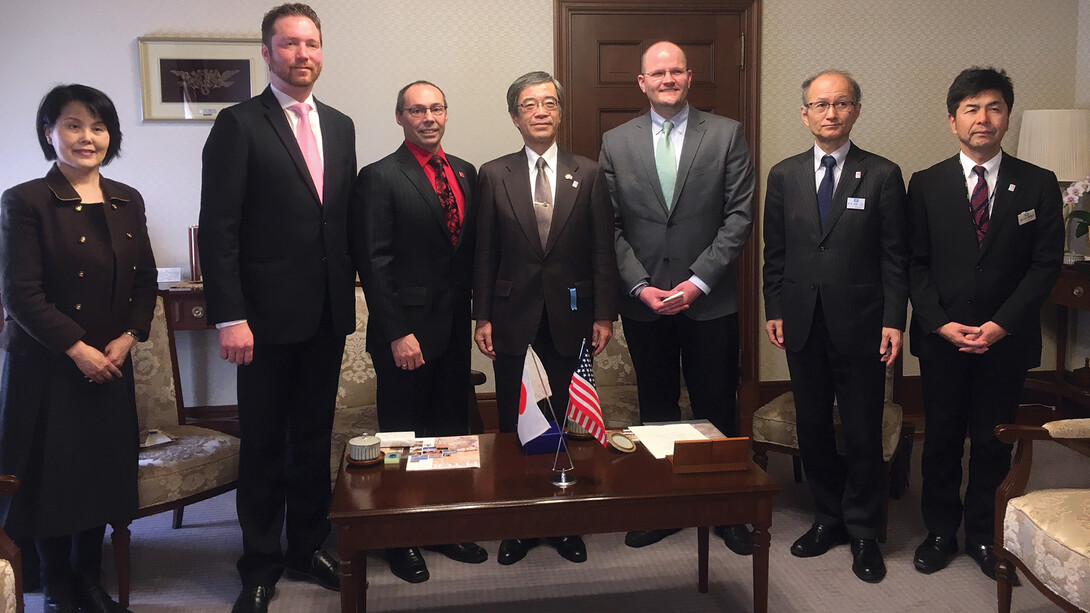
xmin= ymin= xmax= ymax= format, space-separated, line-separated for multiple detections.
xmin=0 ymin=0 xmax=1084 ymax=394
xmin=758 ymin=0 xmax=1080 ymax=380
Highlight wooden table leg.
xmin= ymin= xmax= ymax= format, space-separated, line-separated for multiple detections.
xmin=339 ymin=551 xmax=368 ymax=613
xmin=752 ymin=506 xmax=772 ymax=613
xmin=697 ymin=526 xmax=709 ymax=593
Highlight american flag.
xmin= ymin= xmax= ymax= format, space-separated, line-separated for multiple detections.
xmin=567 ymin=341 xmax=607 ymax=447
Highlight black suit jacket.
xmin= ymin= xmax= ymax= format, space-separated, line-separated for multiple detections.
xmin=199 ymin=87 xmax=357 ymax=343
xmin=474 ymin=148 xmax=617 ymax=357
xmin=763 ymin=143 xmax=908 ymax=357
xmin=355 ymin=144 xmax=477 ymax=358
xmin=0 ymin=164 xmax=158 ymax=355
xmin=907 ymin=152 xmax=1063 ymax=368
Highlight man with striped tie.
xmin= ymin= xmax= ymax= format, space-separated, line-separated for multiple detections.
xmin=907 ymin=67 xmax=1062 ymax=580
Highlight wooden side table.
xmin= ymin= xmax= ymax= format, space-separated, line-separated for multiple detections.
xmin=158 ymin=285 xmax=240 ymax=435
xmin=1025 ymin=267 xmax=1090 ymax=412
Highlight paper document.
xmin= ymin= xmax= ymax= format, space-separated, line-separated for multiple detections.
xmin=377 ymin=431 xmax=417 ymax=448
xmin=628 ymin=424 xmax=707 ymax=459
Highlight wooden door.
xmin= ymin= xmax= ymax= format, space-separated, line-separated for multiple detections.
xmin=556 ymin=0 xmax=763 ymax=434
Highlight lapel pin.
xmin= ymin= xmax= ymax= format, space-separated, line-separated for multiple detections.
xmin=565 ymin=174 xmax=572 ymax=180
xmin=572 ymin=180 xmax=579 ymax=188
xmin=1008 ymin=184 xmax=1016 ymax=191
xmin=855 ymin=171 xmax=862 ymax=179
xmin=458 ymin=171 xmax=465 ymax=178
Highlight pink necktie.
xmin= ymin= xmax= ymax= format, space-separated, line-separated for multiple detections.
xmin=289 ymin=102 xmax=323 ymax=203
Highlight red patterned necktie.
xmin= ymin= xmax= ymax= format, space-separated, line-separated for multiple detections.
xmin=430 ymin=156 xmax=460 ymax=246
xmin=969 ymin=165 xmax=989 ymax=248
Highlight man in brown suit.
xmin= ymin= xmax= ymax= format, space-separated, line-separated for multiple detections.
xmin=474 ymin=71 xmax=617 ymax=566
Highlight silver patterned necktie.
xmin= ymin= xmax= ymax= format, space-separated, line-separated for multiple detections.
xmin=533 ymin=156 xmax=553 ymax=249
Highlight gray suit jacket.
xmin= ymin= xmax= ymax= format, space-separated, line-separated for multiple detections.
xmin=762 ymin=143 xmax=908 ymax=357
xmin=600 ymin=106 xmax=754 ymax=321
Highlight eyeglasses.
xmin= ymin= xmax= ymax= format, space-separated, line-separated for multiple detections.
xmin=517 ymin=99 xmax=559 ymax=113
xmin=805 ymin=100 xmax=857 ymax=113
xmin=402 ymin=105 xmax=447 ymax=118
xmin=642 ymin=68 xmax=687 ymax=82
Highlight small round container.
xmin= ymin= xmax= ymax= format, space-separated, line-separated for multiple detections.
xmin=349 ymin=435 xmax=381 ymax=461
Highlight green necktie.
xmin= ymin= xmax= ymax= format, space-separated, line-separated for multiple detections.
xmin=656 ymin=119 xmax=677 ymax=209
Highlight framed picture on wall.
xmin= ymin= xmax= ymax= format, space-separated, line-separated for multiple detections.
xmin=138 ymin=37 xmax=268 ymax=121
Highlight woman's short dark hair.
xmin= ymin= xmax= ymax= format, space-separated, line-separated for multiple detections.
xmin=36 ymin=84 xmax=122 ymax=165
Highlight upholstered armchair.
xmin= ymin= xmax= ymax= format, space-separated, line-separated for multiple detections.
xmin=750 ymin=362 xmax=913 ymax=542
xmin=994 ymin=418 xmax=1090 ymax=613
xmin=112 ymin=297 xmax=241 ymax=607
xmin=0 ymin=475 xmax=22 ymax=613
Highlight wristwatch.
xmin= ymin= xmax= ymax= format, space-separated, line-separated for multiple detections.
xmin=124 ymin=329 xmax=140 ymax=341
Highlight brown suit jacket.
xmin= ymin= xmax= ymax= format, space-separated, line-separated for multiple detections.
xmin=473 ymin=148 xmax=617 ymax=357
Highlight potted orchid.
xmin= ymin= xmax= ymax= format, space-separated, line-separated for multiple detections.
xmin=1066 ymin=175 xmax=1090 ymax=240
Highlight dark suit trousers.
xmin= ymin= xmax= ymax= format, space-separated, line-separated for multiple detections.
xmin=372 ymin=317 xmax=471 ymax=437
xmin=235 ymin=305 xmax=345 ymax=588
xmin=493 ymin=316 xmax=577 ymax=434
xmin=918 ymin=346 xmax=1025 ymax=545
xmin=785 ymin=301 xmax=886 ymax=539
xmin=621 ymin=313 xmax=739 ymax=437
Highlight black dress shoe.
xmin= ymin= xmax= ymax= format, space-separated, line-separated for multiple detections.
xmin=424 ymin=542 xmax=488 ymax=564
xmin=548 ymin=535 xmax=587 ymax=563
xmin=44 ymin=597 xmax=79 ymax=613
xmin=625 ymin=528 xmax=681 ymax=548
xmin=385 ymin=547 xmax=429 ymax=583
xmin=965 ymin=540 xmax=998 ymax=580
xmin=790 ymin=523 xmax=849 ymax=558
xmin=231 ymin=585 xmax=275 ymax=613
xmin=286 ymin=549 xmax=341 ymax=591
xmin=715 ymin=524 xmax=753 ymax=556
xmin=913 ymin=533 xmax=959 ymax=574
xmin=850 ymin=539 xmax=886 ymax=583
xmin=75 ymin=583 xmax=131 ymax=613
xmin=497 ymin=538 xmax=539 ymax=565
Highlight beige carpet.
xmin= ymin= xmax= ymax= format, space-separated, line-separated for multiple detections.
xmin=22 ymin=437 xmax=1079 ymax=612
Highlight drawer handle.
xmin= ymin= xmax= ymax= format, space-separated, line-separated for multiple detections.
xmin=191 ymin=305 xmax=206 ymax=319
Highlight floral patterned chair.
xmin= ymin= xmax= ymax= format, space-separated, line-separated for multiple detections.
xmin=0 ymin=475 xmax=21 ymax=613
xmin=995 ymin=418 xmax=1090 ymax=613
xmin=592 ymin=323 xmax=690 ymax=427
xmin=112 ymin=297 xmax=241 ymax=607
xmin=329 ymin=289 xmax=379 ymax=483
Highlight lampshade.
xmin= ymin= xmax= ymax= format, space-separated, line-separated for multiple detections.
xmin=1017 ymin=109 xmax=1090 ymax=181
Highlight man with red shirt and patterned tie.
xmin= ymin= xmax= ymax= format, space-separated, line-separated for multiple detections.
xmin=354 ymin=80 xmax=486 ymax=584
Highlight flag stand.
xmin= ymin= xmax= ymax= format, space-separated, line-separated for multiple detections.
xmin=527 ymin=349 xmax=578 ymax=488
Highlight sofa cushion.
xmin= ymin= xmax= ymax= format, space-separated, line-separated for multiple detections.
xmin=138 ymin=425 xmax=240 ymax=510
xmin=0 ymin=558 xmax=13 ymax=613
xmin=1004 ymin=488 xmax=1090 ymax=610
xmin=751 ymin=392 xmax=905 ymax=462
xmin=330 ymin=403 xmax=379 ymax=484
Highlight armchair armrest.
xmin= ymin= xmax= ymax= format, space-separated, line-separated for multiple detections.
xmin=993 ymin=419 xmax=1090 ymax=549
xmin=0 ymin=475 xmax=21 ymax=613
xmin=0 ymin=475 xmax=17 ymax=498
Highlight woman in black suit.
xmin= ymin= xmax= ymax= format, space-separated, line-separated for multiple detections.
xmin=0 ymin=84 xmax=157 ymax=613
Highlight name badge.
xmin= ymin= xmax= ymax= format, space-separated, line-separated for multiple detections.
xmin=846 ymin=197 xmax=866 ymax=210
xmin=570 ymin=288 xmax=578 ymax=310
xmin=1018 ymin=209 xmax=1036 ymax=225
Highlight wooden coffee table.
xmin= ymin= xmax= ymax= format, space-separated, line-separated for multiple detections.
xmin=329 ymin=433 xmax=780 ymax=612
